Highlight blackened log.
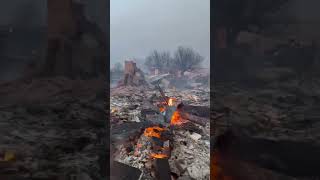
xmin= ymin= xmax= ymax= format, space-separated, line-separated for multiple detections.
xmin=183 ymin=113 xmax=209 ymax=126
xmin=153 ymin=159 xmax=171 ymax=180
xmin=156 ymin=84 xmax=169 ymax=104
xmin=165 ymin=106 xmax=176 ymax=123
xmin=111 ymin=121 xmax=154 ymax=144
xmin=181 ymin=105 xmax=210 ymax=118
xmin=160 ymin=130 xmax=174 ymax=141
xmin=110 ymin=161 xmax=142 ymax=180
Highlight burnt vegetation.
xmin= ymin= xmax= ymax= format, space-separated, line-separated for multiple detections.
xmin=144 ymin=46 xmax=204 ymax=74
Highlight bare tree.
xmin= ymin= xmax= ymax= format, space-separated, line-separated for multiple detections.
xmin=145 ymin=50 xmax=172 ymax=73
xmin=173 ymin=46 xmax=204 ymax=74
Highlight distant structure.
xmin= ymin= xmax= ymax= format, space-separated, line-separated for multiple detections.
xmin=149 ymin=67 xmax=160 ymax=76
xmin=118 ymin=61 xmax=147 ymax=86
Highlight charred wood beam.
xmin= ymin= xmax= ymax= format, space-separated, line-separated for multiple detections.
xmin=110 ymin=161 xmax=142 ymax=180
xmin=111 ymin=121 xmax=154 ymax=144
xmin=182 ymin=113 xmax=209 ymax=126
xmin=153 ymin=159 xmax=172 ymax=180
xmin=156 ymin=84 xmax=168 ymax=105
xmin=165 ymin=106 xmax=176 ymax=123
xmin=181 ymin=105 xmax=210 ymax=118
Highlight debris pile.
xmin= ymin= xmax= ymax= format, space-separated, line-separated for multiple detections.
xmin=111 ymin=79 xmax=210 ymax=179
xmin=0 ymin=78 xmax=106 ymax=180
xmin=213 ymin=80 xmax=320 ymax=179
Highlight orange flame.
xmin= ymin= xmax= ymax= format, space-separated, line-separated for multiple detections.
xmin=170 ymin=110 xmax=186 ymax=125
xmin=144 ymin=126 xmax=166 ymax=138
xmin=150 ymin=153 xmax=168 ymax=159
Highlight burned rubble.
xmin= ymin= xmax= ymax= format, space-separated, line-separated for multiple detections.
xmin=212 ymin=31 xmax=320 ymax=179
xmin=0 ymin=0 xmax=109 ymax=179
xmin=0 ymin=77 xmax=106 ymax=180
xmin=110 ymin=62 xmax=210 ymax=180
xmin=212 ymin=77 xmax=320 ymax=179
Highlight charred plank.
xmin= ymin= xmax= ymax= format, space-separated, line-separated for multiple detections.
xmin=153 ymin=158 xmax=172 ymax=180
xmin=183 ymin=113 xmax=209 ymax=126
xmin=181 ymin=105 xmax=210 ymax=118
xmin=110 ymin=161 xmax=142 ymax=180
xmin=111 ymin=121 xmax=154 ymax=144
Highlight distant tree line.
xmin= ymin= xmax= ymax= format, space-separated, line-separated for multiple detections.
xmin=144 ymin=46 xmax=204 ymax=74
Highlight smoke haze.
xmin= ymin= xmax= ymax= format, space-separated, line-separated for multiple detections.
xmin=110 ymin=0 xmax=210 ymax=66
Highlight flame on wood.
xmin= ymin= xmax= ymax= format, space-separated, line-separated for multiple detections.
xmin=167 ymin=97 xmax=176 ymax=106
xmin=170 ymin=110 xmax=187 ymax=125
xmin=144 ymin=126 xmax=166 ymax=138
xmin=111 ymin=107 xmax=118 ymax=113
xmin=150 ymin=153 xmax=168 ymax=159
xmin=159 ymin=106 xmax=166 ymax=113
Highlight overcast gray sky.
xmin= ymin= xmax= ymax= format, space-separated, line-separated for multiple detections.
xmin=110 ymin=0 xmax=210 ymax=66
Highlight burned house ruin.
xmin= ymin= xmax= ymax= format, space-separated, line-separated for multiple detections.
xmin=44 ymin=0 xmax=107 ymax=79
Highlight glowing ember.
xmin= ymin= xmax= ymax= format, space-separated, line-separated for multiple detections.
xmin=160 ymin=101 xmax=167 ymax=105
xmin=111 ymin=107 xmax=118 ymax=113
xmin=167 ymin=98 xmax=176 ymax=106
xmin=170 ymin=110 xmax=186 ymax=125
xmin=159 ymin=106 xmax=166 ymax=113
xmin=211 ymin=152 xmax=233 ymax=180
xmin=161 ymin=147 xmax=170 ymax=151
xmin=150 ymin=153 xmax=168 ymax=159
xmin=144 ymin=126 xmax=166 ymax=138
